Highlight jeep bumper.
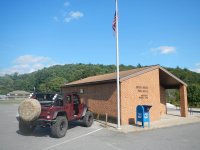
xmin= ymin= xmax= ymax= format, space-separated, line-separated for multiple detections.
xmin=16 ymin=114 xmax=56 ymax=127
xmin=36 ymin=119 xmax=56 ymax=126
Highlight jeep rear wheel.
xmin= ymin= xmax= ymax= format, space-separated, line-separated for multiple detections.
xmin=83 ymin=111 xmax=94 ymax=127
xmin=51 ymin=116 xmax=68 ymax=138
xmin=19 ymin=120 xmax=35 ymax=135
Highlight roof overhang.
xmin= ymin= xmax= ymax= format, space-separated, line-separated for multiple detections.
xmin=61 ymin=65 xmax=187 ymax=89
xmin=61 ymin=79 xmax=116 ymax=88
xmin=159 ymin=67 xmax=187 ymax=89
xmin=119 ymin=65 xmax=187 ymax=89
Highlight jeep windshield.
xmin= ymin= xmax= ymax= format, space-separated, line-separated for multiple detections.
xmin=31 ymin=93 xmax=56 ymax=106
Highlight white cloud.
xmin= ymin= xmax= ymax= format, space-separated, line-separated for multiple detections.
xmin=151 ymin=46 xmax=176 ymax=54
xmin=0 ymin=55 xmax=55 ymax=76
xmin=194 ymin=69 xmax=200 ymax=73
xmin=53 ymin=1 xmax=83 ymax=23
xmin=14 ymin=55 xmax=50 ymax=64
xmin=53 ymin=16 xmax=59 ymax=22
xmin=64 ymin=11 xmax=84 ymax=23
xmin=64 ymin=17 xmax=71 ymax=23
xmin=69 ymin=11 xmax=84 ymax=19
xmin=191 ymin=63 xmax=200 ymax=73
xmin=64 ymin=1 xmax=70 ymax=7
xmin=196 ymin=63 xmax=200 ymax=66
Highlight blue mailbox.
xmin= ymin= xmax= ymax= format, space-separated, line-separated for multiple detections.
xmin=136 ymin=105 xmax=152 ymax=128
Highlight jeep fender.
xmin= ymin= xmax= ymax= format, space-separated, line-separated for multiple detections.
xmin=82 ymin=106 xmax=88 ymax=117
xmin=53 ymin=111 xmax=67 ymax=119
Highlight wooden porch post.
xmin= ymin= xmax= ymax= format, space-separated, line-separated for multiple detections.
xmin=180 ymin=85 xmax=188 ymax=117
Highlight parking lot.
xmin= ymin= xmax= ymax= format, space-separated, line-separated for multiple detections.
xmin=0 ymin=104 xmax=104 ymax=150
xmin=1 ymin=104 xmax=200 ymax=150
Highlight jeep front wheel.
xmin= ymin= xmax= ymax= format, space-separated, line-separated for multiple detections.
xmin=83 ymin=111 xmax=94 ymax=127
xmin=51 ymin=116 xmax=68 ymax=138
xmin=19 ymin=121 xmax=35 ymax=135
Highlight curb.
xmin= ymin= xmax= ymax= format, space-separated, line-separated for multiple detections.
xmin=96 ymin=116 xmax=200 ymax=133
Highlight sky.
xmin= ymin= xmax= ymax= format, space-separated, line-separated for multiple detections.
xmin=0 ymin=0 xmax=200 ymax=76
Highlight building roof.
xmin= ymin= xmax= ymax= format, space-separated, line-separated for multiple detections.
xmin=62 ymin=65 xmax=187 ymax=88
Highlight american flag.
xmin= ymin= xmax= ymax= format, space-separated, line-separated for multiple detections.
xmin=112 ymin=12 xmax=116 ymax=32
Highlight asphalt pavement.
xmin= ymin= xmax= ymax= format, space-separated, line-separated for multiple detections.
xmin=0 ymin=104 xmax=200 ymax=150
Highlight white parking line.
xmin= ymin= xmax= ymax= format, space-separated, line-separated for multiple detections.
xmin=42 ymin=128 xmax=103 ymax=150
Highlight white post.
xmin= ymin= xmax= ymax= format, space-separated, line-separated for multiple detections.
xmin=115 ymin=0 xmax=121 ymax=129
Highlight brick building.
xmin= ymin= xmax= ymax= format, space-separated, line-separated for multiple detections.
xmin=61 ymin=65 xmax=188 ymax=125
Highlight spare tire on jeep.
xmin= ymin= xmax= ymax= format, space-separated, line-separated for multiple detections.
xmin=18 ymin=98 xmax=41 ymax=122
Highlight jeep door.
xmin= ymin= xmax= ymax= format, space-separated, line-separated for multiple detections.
xmin=72 ymin=94 xmax=84 ymax=118
xmin=64 ymin=95 xmax=74 ymax=120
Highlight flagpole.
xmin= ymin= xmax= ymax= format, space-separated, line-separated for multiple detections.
xmin=115 ymin=0 xmax=121 ymax=129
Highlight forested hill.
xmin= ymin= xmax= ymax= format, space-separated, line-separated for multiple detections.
xmin=0 ymin=63 xmax=200 ymax=94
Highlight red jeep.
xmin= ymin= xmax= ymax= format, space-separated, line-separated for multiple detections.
xmin=17 ymin=93 xmax=94 ymax=138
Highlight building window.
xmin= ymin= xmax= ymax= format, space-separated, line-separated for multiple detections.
xmin=80 ymin=89 xmax=84 ymax=94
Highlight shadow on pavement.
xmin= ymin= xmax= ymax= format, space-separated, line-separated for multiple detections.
xmin=16 ymin=120 xmax=85 ymax=138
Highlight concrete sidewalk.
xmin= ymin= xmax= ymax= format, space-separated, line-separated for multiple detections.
xmin=96 ymin=109 xmax=200 ymax=133
xmin=118 ymin=115 xmax=200 ymax=133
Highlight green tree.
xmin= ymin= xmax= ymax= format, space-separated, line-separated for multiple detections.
xmin=187 ymin=84 xmax=200 ymax=107
xmin=166 ymin=89 xmax=180 ymax=106
xmin=48 ymin=77 xmax=66 ymax=92
xmin=38 ymin=77 xmax=66 ymax=93
xmin=0 ymin=63 xmax=200 ymax=105
xmin=0 ymin=75 xmax=14 ymax=94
